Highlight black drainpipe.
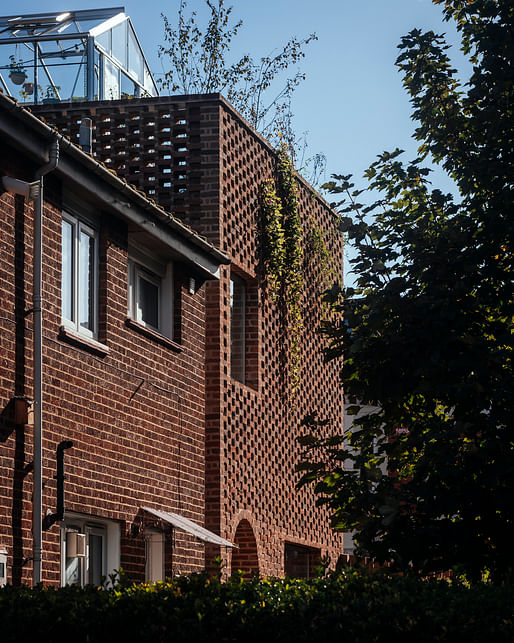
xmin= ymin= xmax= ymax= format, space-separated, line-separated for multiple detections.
xmin=42 ymin=440 xmax=73 ymax=530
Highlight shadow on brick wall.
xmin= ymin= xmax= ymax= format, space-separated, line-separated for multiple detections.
xmin=0 ymin=194 xmax=33 ymax=584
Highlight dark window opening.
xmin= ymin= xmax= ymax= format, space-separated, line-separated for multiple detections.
xmin=284 ymin=542 xmax=320 ymax=579
xmin=230 ymin=274 xmax=246 ymax=383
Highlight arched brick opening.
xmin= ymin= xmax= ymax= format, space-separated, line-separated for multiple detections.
xmin=231 ymin=519 xmax=259 ymax=580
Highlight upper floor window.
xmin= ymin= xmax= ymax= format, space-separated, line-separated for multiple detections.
xmin=131 ymin=263 xmax=161 ymax=329
xmin=230 ymin=272 xmax=259 ymax=389
xmin=128 ymin=245 xmax=173 ymax=339
xmin=61 ymin=212 xmax=98 ymax=338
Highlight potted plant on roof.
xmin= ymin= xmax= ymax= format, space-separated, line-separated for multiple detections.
xmin=8 ymin=55 xmax=27 ymax=85
xmin=42 ymin=84 xmax=61 ymax=104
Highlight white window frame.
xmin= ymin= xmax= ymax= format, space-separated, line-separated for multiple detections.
xmin=145 ymin=529 xmax=166 ymax=582
xmin=128 ymin=245 xmax=173 ymax=339
xmin=61 ymin=211 xmax=99 ymax=338
xmin=60 ymin=513 xmax=120 ymax=588
xmin=134 ymin=264 xmax=161 ymax=330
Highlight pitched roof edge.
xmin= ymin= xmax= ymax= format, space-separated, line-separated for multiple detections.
xmin=0 ymin=92 xmax=230 ymax=267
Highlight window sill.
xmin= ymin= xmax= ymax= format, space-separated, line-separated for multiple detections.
xmin=230 ymin=376 xmax=259 ymax=394
xmin=125 ymin=318 xmax=183 ymax=353
xmin=59 ymin=326 xmax=109 ymax=357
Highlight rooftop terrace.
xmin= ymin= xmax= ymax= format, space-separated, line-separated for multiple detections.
xmin=0 ymin=7 xmax=158 ymax=104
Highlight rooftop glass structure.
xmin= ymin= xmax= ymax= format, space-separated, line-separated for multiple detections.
xmin=0 ymin=7 xmax=159 ymax=104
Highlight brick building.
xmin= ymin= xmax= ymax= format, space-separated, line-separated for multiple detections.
xmin=0 ymin=90 xmax=344 ymax=585
xmin=0 ymin=91 xmax=231 ymax=586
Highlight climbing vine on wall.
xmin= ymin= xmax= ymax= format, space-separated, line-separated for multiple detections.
xmin=260 ymin=179 xmax=285 ymax=302
xmin=277 ymin=147 xmax=304 ymax=393
xmin=305 ymin=217 xmax=340 ymax=319
xmin=260 ymin=145 xmax=304 ymax=393
xmin=260 ymin=149 xmax=342 ymax=395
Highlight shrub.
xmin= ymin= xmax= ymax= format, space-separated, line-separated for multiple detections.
xmin=1 ymin=570 xmax=513 ymax=642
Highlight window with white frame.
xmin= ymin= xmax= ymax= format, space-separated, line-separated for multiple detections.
xmin=60 ymin=514 xmax=120 ymax=587
xmin=128 ymin=245 xmax=173 ymax=339
xmin=145 ymin=529 xmax=165 ymax=582
xmin=61 ymin=212 xmax=98 ymax=337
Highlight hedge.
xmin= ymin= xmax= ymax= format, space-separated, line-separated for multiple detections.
xmin=1 ymin=569 xmax=513 ymax=642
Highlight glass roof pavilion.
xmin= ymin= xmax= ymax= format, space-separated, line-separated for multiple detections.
xmin=0 ymin=7 xmax=158 ymax=104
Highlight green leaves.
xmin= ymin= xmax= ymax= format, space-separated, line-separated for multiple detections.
xmin=260 ymin=147 xmax=307 ymax=395
xmin=3 ymin=573 xmax=514 ymax=642
xmin=337 ymin=216 xmax=353 ymax=233
xmin=300 ymin=0 xmax=514 ymax=583
xmin=260 ymin=179 xmax=285 ymax=303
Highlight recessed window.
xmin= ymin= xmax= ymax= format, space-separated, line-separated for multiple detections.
xmin=136 ymin=266 xmax=160 ymax=328
xmin=61 ymin=213 xmax=98 ymax=338
xmin=230 ymin=272 xmax=259 ymax=389
xmin=128 ymin=247 xmax=173 ymax=339
xmin=284 ymin=542 xmax=320 ymax=579
xmin=145 ymin=530 xmax=165 ymax=582
xmin=230 ymin=274 xmax=246 ymax=383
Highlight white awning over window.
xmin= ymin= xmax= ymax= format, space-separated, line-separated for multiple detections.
xmin=143 ymin=507 xmax=236 ymax=548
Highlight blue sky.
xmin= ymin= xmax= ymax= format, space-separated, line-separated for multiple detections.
xmin=3 ymin=1 xmax=469 ymax=279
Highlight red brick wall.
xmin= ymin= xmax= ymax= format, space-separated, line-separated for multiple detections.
xmin=33 ymin=95 xmax=345 ymax=577
xmin=0 ymin=147 xmax=36 ymax=586
xmin=217 ymin=103 xmax=344 ymax=575
xmin=0 ymin=142 xmax=208 ymax=585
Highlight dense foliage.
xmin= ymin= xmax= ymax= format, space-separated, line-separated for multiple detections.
xmin=298 ymin=0 xmax=513 ymax=582
xmin=2 ymin=571 xmax=514 ymax=642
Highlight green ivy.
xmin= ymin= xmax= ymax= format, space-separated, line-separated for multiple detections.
xmin=306 ymin=219 xmax=340 ymax=319
xmin=260 ymin=147 xmax=342 ymax=394
xmin=277 ymin=146 xmax=304 ymax=393
xmin=260 ymin=146 xmax=304 ymax=393
xmin=260 ymin=179 xmax=285 ymax=302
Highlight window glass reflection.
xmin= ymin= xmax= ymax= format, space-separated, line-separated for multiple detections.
xmin=111 ymin=21 xmax=127 ymax=67
xmin=128 ymin=25 xmax=143 ymax=83
xmin=79 ymin=230 xmax=95 ymax=330
xmin=62 ymin=219 xmax=74 ymax=322
xmin=104 ymin=57 xmax=119 ymax=100
xmin=139 ymin=275 xmax=159 ymax=329
xmin=88 ymin=533 xmax=103 ymax=586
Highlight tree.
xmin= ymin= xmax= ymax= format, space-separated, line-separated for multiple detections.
xmin=298 ymin=0 xmax=513 ymax=583
xmin=158 ymin=0 xmax=321 ymax=171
